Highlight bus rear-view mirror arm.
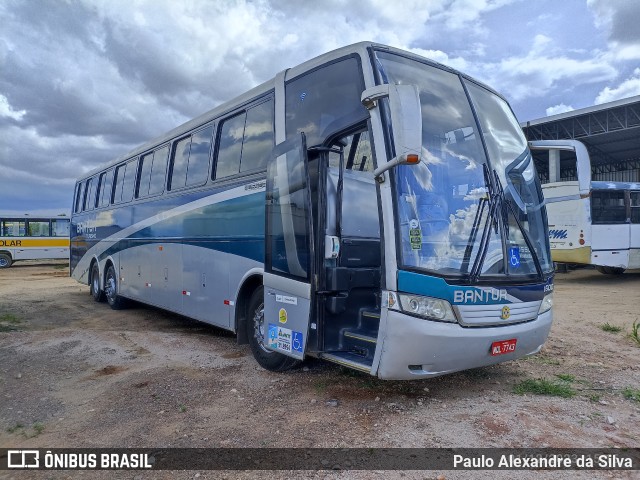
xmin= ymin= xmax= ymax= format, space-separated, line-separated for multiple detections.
xmin=361 ymin=84 xmax=422 ymax=182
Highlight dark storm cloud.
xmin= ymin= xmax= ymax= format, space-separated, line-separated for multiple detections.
xmin=607 ymin=0 xmax=640 ymax=44
xmin=102 ymin=19 xmax=190 ymax=98
xmin=0 ymin=1 xmax=167 ymax=145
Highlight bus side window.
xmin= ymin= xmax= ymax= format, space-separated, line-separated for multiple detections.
xmin=99 ymin=169 xmax=114 ymax=207
xmin=215 ymin=113 xmax=245 ymax=179
xmin=96 ymin=172 xmax=106 ymax=206
xmin=138 ymin=152 xmax=154 ymax=198
xmin=186 ymin=125 xmax=214 ymax=186
xmin=27 ymin=220 xmax=51 ymax=237
xmin=285 ymin=57 xmax=366 ymax=148
xmin=149 ymin=146 xmax=169 ymax=195
xmin=170 ymin=136 xmax=191 ymax=190
xmin=121 ymin=159 xmax=138 ymax=203
xmin=82 ymin=178 xmax=94 ymax=211
xmin=631 ymin=192 xmax=640 ymax=224
xmin=73 ymin=183 xmax=83 ymax=213
xmin=113 ymin=164 xmax=126 ymax=203
xmin=240 ymin=99 xmax=274 ymax=173
xmin=114 ymin=159 xmax=137 ymax=204
xmin=52 ymin=219 xmax=70 ymax=237
xmin=2 ymin=219 xmax=26 ymax=237
xmin=87 ymin=176 xmax=99 ymax=211
xmin=591 ymin=191 xmax=626 ymax=224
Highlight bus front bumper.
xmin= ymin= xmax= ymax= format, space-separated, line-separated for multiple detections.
xmin=376 ymin=310 xmax=553 ymax=380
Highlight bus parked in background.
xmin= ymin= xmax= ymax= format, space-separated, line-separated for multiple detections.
xmin=0 ymin=215 xmax=70 ymax=268
xmin=71 ymin=42 xmax=554 ymax=379
xmin=530 ymin=140 xmax=640 ymax=274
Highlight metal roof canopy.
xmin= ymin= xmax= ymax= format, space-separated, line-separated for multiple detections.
xmin=521 ymin=96 xmax=640 ymax=180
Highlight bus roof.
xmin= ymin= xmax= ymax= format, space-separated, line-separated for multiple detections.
xmin=78 ymin=41 xmax=500 ymax=182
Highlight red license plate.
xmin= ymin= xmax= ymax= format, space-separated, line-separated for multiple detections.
xmin=490 ymin=339 xmax=517 ymax=356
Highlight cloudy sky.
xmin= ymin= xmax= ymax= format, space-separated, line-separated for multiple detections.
xmin=1 ymin=0 xmax=639 ymax=215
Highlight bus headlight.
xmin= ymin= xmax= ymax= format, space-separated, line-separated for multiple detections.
xmin=398 ymin=293 xmax=457 ymax=323
xmin=538 ymin=293 xmax=553 ymax=314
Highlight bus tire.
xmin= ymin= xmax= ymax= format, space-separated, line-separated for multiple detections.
xmin=105 ymin=264 xmax=126 ymax=310
xmin=0 ymin=253 xmax=12 ymax=268
xmin=90 ymin=263 xmax=105 ymax=302
xmin=246 ymin=286 xmax=299 ymax=372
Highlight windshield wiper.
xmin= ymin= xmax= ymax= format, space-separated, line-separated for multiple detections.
xmin=461 ymin=165 xmax=491 ymax=275
xmin=465 ymin=164 xmax=504 ymax=282
xmin=465 ymin=165 xmax=545 ymax=282
xmin=468 ymin=165 xmax=501 ymax=282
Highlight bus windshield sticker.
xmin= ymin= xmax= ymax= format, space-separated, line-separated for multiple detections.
xmin=409 ymin=219 xmax=422 ymax=250
xmin=278 ymin=308 xmax=288 ymax=324
xmin=509 ymin=246 xmax=520 ymax=268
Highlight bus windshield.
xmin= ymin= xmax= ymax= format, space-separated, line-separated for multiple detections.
xmin=375 ymin=51 xmax=553 ymax=280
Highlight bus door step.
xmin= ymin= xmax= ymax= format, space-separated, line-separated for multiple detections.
xmin=344 ymin=329 xmax=377 ymax=344
xmin=341 ymin=328 xmax=377 ymax=361
xmin=320 ymin=351 xmax=373 ymax=373
xmin=359 ymin=309 xmax=381 ymax=330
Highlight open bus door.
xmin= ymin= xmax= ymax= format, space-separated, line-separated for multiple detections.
xmin=263 ymin=133 xmax=318 ymax=360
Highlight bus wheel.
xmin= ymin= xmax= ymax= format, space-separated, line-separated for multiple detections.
xmin=246 ymin=286 xmax=299 ymax=372
xmin=105 ymin=265 xmax=125 ymax=310
xmin=90 ymin=263 xmax=105 ymax=302
xmin=0 ymin=253 xmax=12 ymax=268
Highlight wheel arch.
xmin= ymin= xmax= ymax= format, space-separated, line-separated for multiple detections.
xmin=235 ymin=272 xmax=263 ymax=345
xmin=0 ymin=250 xmax=13 ymax=268
xmin=103 ymin=257 xmax=116 ymax=286
xmin=88 ymin=256 xmax=100 ymax=287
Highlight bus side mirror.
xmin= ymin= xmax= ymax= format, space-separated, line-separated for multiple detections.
xmin=361 ymin=84 xmax=422 ymax=182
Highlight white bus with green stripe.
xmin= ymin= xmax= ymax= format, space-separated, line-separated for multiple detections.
xmin=71 ymin=42 xmax=554 ymax=379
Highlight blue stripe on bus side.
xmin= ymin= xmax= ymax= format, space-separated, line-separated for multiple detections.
xmin=97 ymin=237 xmax=264 ymax=263
xmin=71 ymin=187 xmax=265 ymax=273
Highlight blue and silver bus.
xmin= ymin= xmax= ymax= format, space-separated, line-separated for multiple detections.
xmin=71 ymin=42 xmax=554 ymax=379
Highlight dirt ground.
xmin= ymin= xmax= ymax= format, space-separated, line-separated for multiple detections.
xmin=0 ymin=260 xmax=639 ymax=479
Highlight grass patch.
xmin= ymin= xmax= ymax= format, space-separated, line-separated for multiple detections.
xmin=629 ymin=320 xmax=640 ymax=346
xmin=0 ymin=313 xmax=23 ymax=332
xmin=313 ymin=380 xmax=329 ymax=394
xmin=513 ymin=378 xmax=576 ymax=398
xmin=32 ymin=422 xmax=45 ymax=436
xmin=622 ymin=387 xmax=640 ymax=403
xmin=0 ymin=313 xmax=21 ymax=324
xmin=599 ymin=322 xmax=622 ymax=333
xmin=178 ymin=404 xmax=187 ymax=413
xmin=53 ymin=263 xmax=69 ymax=270
xmin=6 ymin=423 xmax=24 ymax=434
xmin=588 ymin=394 xmax=601 ymax=403
xmin=523 ymin=355 xmax=561 ymax=365
xmin=4 ymin=422 xmax=44 ymax=438
xmin=555 ymin=373 xmax=575 ymax=382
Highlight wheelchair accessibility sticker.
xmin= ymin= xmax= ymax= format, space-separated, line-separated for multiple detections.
xmin=509 ymin=246 xmax=521 ymax=268
xmin=292 ymin=331 xmax=304 ymax=353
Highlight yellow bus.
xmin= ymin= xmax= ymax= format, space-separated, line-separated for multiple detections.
xmin=0 ymin=215 xmax=70 ymax=268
